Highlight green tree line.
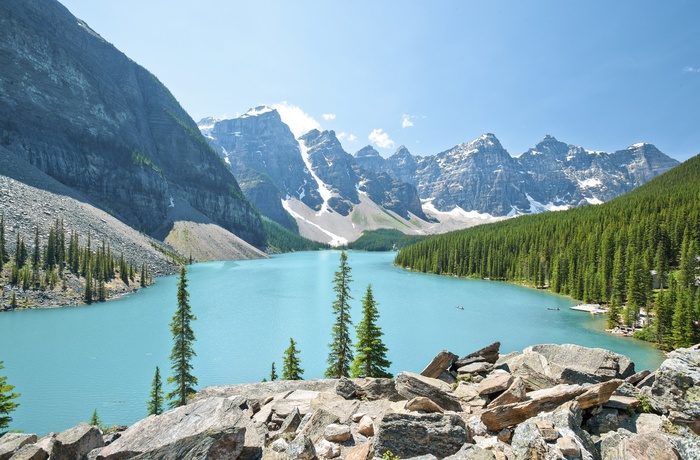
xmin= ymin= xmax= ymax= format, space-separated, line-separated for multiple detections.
xmin=395 ymin=154 xmax=700 ymax=350
xmin=0 ymin=217 xmax=152 ymax=308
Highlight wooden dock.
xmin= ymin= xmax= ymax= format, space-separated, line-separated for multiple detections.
xmin=570 ymin=304 xmax=608 ymax=315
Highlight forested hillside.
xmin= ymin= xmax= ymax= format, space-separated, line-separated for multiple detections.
xmin=395 ymin=154 xmax=700 ymax=350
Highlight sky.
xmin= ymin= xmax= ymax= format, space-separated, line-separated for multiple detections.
xmin=58 ymin=0 xmax=700 ymax=161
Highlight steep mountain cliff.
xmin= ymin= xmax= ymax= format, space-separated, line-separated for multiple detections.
xmin=0 ymin=0 xmax=265 ymax=249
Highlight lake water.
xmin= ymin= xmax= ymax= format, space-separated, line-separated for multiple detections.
xmin=0 ymin=250 xmax=664 ymax=435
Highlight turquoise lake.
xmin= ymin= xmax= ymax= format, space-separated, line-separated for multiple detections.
xmin=0 ymin=250 xmax=664 ymax=435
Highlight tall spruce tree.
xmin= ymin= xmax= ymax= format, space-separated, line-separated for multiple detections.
xmin=269 ymin=362 xmax=278 ymax=381
xmin=0 ymin=214 xmax=5 ymax=271
xmin=166 ymin=266 xmax=198 ymax=407
xmin=0 ymin=361 xmax=20 ymax=431
xmin=282 ymin=338 xmax=303 ymax=380
xmin=351 ymin=285 xmax=392 ymax=378
xmin=148 ymin=366 xmax=164 ymax=416
xmin=325 ymin=251 xmax=353 ymax=378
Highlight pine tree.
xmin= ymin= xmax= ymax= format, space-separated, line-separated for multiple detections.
xmin=282 ymin=338 xmax=303 ymax=380
xmin=147 ymin=366 xmax=164 ymax=416
xmin=9 ymin=293 xmax=17 ymax=310
xmin=325 ymin=251 xmax=353 ymax=378
xmin=0 ymin=214 xmax=5 ymax=271
xmin=351 ymin=285 xmax=392 ymax=378
xmin=0 ymin=360 xmax=20 ymax=430
xmin=140 ymin=263 xmax=147 ymax=288
xmin=166 ymin=266 xmax=197 ymax=407
xmin=270 ymin=362 xmax=278 ymax=382
xmin=89 ymin=408 xmax=102 ymax=427
xmin=84 ymin=269 xmax=93 ymax=304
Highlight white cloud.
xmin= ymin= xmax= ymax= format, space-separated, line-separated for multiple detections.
xmin=271 ymin=102 xmax=321 ymax=138
xmin=684 ymin=66 xmax=700 ymax=73
xmin=369 ymin=128 xmax=395 ymax=149
xmin=337 ymin=132 xmax=358 ymax=143
xmin=401 ymin=114 xmax=414 ymax=128
xmin=322 ymin=113 xmax=336 ymax=121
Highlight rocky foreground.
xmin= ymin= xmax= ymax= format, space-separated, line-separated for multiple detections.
xmin=2 ymin=343 xmax=699 ymax=460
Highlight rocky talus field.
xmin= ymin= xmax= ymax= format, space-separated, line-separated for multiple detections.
xmin=1 ymin=342 xmax=699 ymax=460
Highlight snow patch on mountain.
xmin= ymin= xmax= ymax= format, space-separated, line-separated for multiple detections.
xmin=578 ymin=178 xmax=603 ymax=188
xmin=525 ymin=194 xmax=570 ymax=213
xmin=422 ymin=200 xmax=495 ymax=220
xmin=298 ymin=137 xmax=333 ymax=214
xmin=282 ymin=199 xmax=348 ymax=246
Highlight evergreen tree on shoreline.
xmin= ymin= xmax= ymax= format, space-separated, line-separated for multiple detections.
xmin=282 ymin=338 xmax=303 ymax=380
xmin=166 ymin=266 xmax=197 ymax=407
xmin=325 ymin=251 xmax=353 ymax=378
xmin=0 ymin=360 xmax=20 ymax=430
xmin=351 ymin=284 xmax=392 ymax=378
xmin=148 ymin=366 xmax=164 ymax=416
xmin=269 ymin=362 xmax=278 ymax=382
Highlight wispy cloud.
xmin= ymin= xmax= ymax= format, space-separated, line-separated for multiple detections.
xmin=683 ymin=66 xmax=700 ymax=73
xmin=369 ymin=128 xmax=395 ymax=149
xmin=401 ymin=114 xmax=414 ymax=128
xmin=338 ymin=132 xmax=357 ymax=143
xmin=272 ymin=102 xmax=321 ymax=138
xmin=322 ymin=113 xmax=336 ymax=121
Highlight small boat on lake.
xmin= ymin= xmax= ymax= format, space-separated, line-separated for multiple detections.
xmin=455 ymin=305 xmax=464 ymax=310
xmin=547 ymin=307 xmax=560 ymax=311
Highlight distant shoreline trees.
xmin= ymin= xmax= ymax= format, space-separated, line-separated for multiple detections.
xmin=395 ymin=154 xmax=700 ymax=350
xmin=0 ymin=216 xmax=152 ymax=309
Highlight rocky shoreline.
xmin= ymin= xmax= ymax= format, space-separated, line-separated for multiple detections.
xmin=2 ymin=342 xmax=698 ymax=460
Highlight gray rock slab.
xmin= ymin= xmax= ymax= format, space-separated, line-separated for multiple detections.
xmin=128 ymin=427 xmax=245 ymax=460
xmin=395 ymin=372 xmax=462 ymax=412
xmin=373 ymin=413 xmax=470 ymax=459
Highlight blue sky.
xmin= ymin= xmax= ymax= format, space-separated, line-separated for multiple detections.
xmin=60 ymin=0 xmax=700 ymax=161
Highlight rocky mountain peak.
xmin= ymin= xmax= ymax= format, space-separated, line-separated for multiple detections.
xmin=355 ymin=145 xmax=382 ymax=159
xmin=240 ymin=105 xmax=276 ymax=118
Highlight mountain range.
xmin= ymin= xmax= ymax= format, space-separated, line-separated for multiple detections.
xmin=199 ymin=109 xmax=678 ymax=245
xmin=0 ymin=0 xmax=682 ymax=255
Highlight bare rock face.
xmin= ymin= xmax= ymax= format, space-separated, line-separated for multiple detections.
xmin=373 ymin=413 xmax=471 ymax=459
xmin=650 ymin=344 xmax=700 ymax=434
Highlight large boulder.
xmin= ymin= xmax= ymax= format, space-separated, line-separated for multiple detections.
xmin=0 ymin=433 xmax=37 ymax=460
xmin=504 ymin=344 xmax=635 ymax=386
xmin=395 ymin=372 xmax=462 ymax=412
xmin=481 ymin=380 xmax=622 ymax=431
xmin=451 ymin=342 xmax=501 ymax=371
xmin=128 ymin=427 xmax=245 ymax=460
xmin=98 ymin=397 xmax=250 ymax=460
xmin=603 ymin=432 xmax=681 ymax=460
xmin=373 ymin=413 xmax=470 ymax=459
xmin=52 ymin=423 xmax=104 ymax=460
xmin=6 ymin=444 xmax=49 ymax=460
xmin=359 ymin=379 xmax=403 ymax=402
xmin=511 ymin=402 xmax=596 ymax=460
xmin=421 ymin=351 xmax=459 ymax=379
xmin=650 ymin=344 xmax=700 ymax=433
